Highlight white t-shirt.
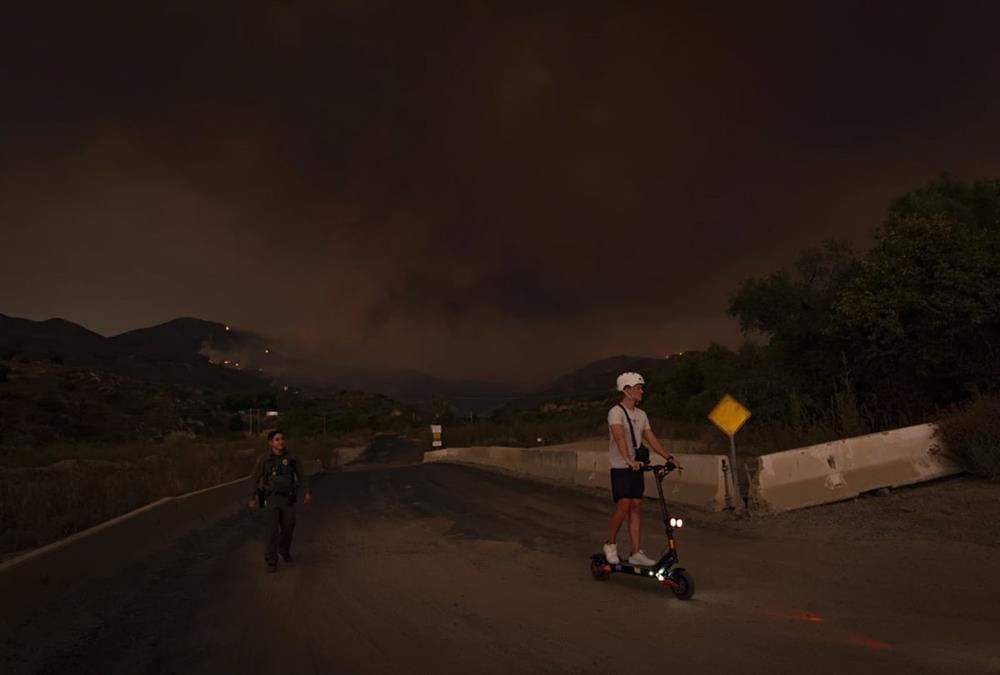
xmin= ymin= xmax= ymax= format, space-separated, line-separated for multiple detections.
xmin=608 ymin=404 xmax=651 ymax=469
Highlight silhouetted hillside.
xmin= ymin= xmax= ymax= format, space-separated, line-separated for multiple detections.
xmin=109 ymin=317 xmax=252 ymax=359
xmin=543 ymin=355 xmax=666 ymax=398
xmin=0 ymin=314 xmax=115 ymax=366
xmin=0 ymin=314 xmax=277 ymax=392
xmin=325 ymin=366 xmax=522 ymax=414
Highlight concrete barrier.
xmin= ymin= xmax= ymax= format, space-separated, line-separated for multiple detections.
xmin=0 ymin=475 xmax=251 ymax=634
xmin=654 ymin=454 xmax=734 ymax=512
xmin=424 ymin=440 xmax=734 ymax=511
xmin=328 ymin=446 xmax=366 ymax=469
xmin=750 ymin=423 xmax=961 ymax=512
xmin=570 ymin=449 xmax=730 ymax=511
xmin=301 ymin=458 xmax=324 ymax=476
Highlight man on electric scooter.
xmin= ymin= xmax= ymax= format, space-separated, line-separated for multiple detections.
xmin=603 ymin=372 xmax=675 ymax=567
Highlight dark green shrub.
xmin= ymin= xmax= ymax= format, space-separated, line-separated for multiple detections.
xmin=935 ymin=395 xmax=1000 ymax=481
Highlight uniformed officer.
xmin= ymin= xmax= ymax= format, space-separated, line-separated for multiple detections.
xmin=248 ymin=429 xmax=313 ymax=573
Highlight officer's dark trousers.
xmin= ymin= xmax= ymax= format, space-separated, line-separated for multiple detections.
xmin=264 ymin=501 xmax=296 ymax=565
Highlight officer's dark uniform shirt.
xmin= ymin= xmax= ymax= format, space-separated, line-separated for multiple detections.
xmin=250 ymin=450 xmax=309 ymax=505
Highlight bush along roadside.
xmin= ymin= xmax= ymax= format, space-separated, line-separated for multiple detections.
xmin=934 ymin=394 xmax=1000 ymax=481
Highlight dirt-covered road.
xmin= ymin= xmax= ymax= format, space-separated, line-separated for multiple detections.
xmin=5 ymin=461 xmax=999 ymax=674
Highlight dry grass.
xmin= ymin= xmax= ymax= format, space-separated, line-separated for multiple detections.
xmin=0 ymin=440 xmax=253 ymax=556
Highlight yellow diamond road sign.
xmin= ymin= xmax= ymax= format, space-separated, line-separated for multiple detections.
xmin=708 ymin=394 xmax=751 ymax=437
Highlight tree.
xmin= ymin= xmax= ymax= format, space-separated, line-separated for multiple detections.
xmin=836 ymin=177 xmax=1000 ymax=404
xmin=228 ymin=414 xmax=245 ymax=432
xmin=728 ymin=239 xmax=859 ymax=341
xmin=728 ymin=240 xmax=861 ymax=423
xmin=430 ymin=397 xmax=455 ymax=426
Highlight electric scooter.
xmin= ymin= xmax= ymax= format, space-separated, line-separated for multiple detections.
xmin=589 ymin=461 xmax=695 ymax=600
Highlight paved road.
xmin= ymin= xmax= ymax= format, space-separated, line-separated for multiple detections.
xmin=5 ymin=462 xmax=999 ymax=674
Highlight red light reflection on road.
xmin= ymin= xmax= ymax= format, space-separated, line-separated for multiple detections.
xmin=847 ymin=635 xmax=892 ymax=650
xmin=774 ymin=610 xmax=892 ymax=651
xmin=785 ymin=611 xmax=825 ymax=623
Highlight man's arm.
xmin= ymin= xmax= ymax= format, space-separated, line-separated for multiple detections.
xmin=642 ymin=428 xmax=673 ymax=461
xmin=294 ymin=459 xmax=312 ymax=503
xmin=610 ymin=424 xmax=640 ymax=470
xmin=248 ymin=455 xmax=264 ymax=506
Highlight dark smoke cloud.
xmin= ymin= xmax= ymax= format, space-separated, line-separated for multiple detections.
xmin=2 ymin=1 xmax=999 ymax=385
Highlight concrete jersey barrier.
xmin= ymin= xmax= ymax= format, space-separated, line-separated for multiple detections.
xmin=750 ymin=423 xmax=961 ymax=512
xmin=424 ymin=439 xmax=736 ymax=512
xmin=301 ymin=458 xmax=324 ymax=476
xmin=425 ymin=425 xmax=963 ymax=515
xmin=572 ymin=450 xmax=733 ymax=512
xmin=328 ymin=446 xmax=366 ymax=469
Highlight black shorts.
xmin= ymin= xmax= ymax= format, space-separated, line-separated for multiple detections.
xmin=610 ymin=468 xmax=645 ymax=502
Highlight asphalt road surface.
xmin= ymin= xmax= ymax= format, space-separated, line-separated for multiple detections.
xmin=4 ymin=461 xmax=999 ymax=675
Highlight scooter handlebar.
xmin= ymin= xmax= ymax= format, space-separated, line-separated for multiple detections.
xmin=641 ymin=460 xmax=680 ymax=474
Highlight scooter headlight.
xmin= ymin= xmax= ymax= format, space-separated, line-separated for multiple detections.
xmin=670 ymin=517 xmax=684 ymax=528
xmin=676 ymin=518 xmax=684 ymax=528
xmin=669 ymin=518 xmax=677 ymax=527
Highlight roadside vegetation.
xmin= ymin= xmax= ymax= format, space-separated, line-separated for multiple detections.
xmin=935 ymin=395 xmax=1000 ymax=481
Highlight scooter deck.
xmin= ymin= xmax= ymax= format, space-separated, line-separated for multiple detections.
xmin=591 ymin=554 xmax=665 ymax=577
xmin=612 ymin=563 xmax=660 ymax=577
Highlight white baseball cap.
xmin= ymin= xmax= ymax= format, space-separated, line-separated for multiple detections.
xmin=616 ymin=372 xmax=645 ymax=391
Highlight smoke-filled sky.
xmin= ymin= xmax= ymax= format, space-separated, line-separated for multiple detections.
xmin=2 ymin=1 xmax=999 ymax=385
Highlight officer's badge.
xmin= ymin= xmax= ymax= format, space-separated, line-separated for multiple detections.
xmin=282 ymin=458 xmax=289 ymax=466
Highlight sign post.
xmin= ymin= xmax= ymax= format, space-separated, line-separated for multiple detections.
xmin=707 ymin=394 xmax=752 ymax=509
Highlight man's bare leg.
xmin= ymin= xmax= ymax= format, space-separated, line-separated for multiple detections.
xmin=628 ymin=499 xmax=642 ymax=553
xmin=607 ymin=498 xmax=630 ymax=544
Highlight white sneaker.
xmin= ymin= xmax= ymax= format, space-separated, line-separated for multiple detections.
xmin=602 ymin=543 xmax=620 ymax=564
xmin=628 ymin=550 xmax=656 ymax=566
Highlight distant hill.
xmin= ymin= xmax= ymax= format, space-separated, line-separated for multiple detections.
xmin=321 ymin=366 xmax=523 ymax=415
xmin=503 ymin=352 xmax=699 ymax=412
xmin=109 ymin=317 xmax=252 ymax=359
xmin=0 ymin=315 xmax=285 ymax=446
xmin=0 ymin=312 xmax=520 ymax=416
xmin=0 ymin=314 xmax=115 ymax=366
xmin=105 ymin=318 xmax=519 ymax=411
xmin=543 ymin=355 xmax=666 ymax=398
xmin=0 ymin=314 xmax=273 ymax=393
xmin=108 ymin=317 xmax=288 ymax=389
xmin=1 ymin=314 xmax=693 ymax=416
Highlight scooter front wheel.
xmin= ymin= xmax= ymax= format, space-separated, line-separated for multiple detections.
xmin=668 ymin=570 xmax=695 ymax=600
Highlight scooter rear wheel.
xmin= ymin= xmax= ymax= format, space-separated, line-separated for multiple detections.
xmin=668 ymin=570 xmax=695 ymax=600
xmin=590 ymin=559 xmax=611 ymax=580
